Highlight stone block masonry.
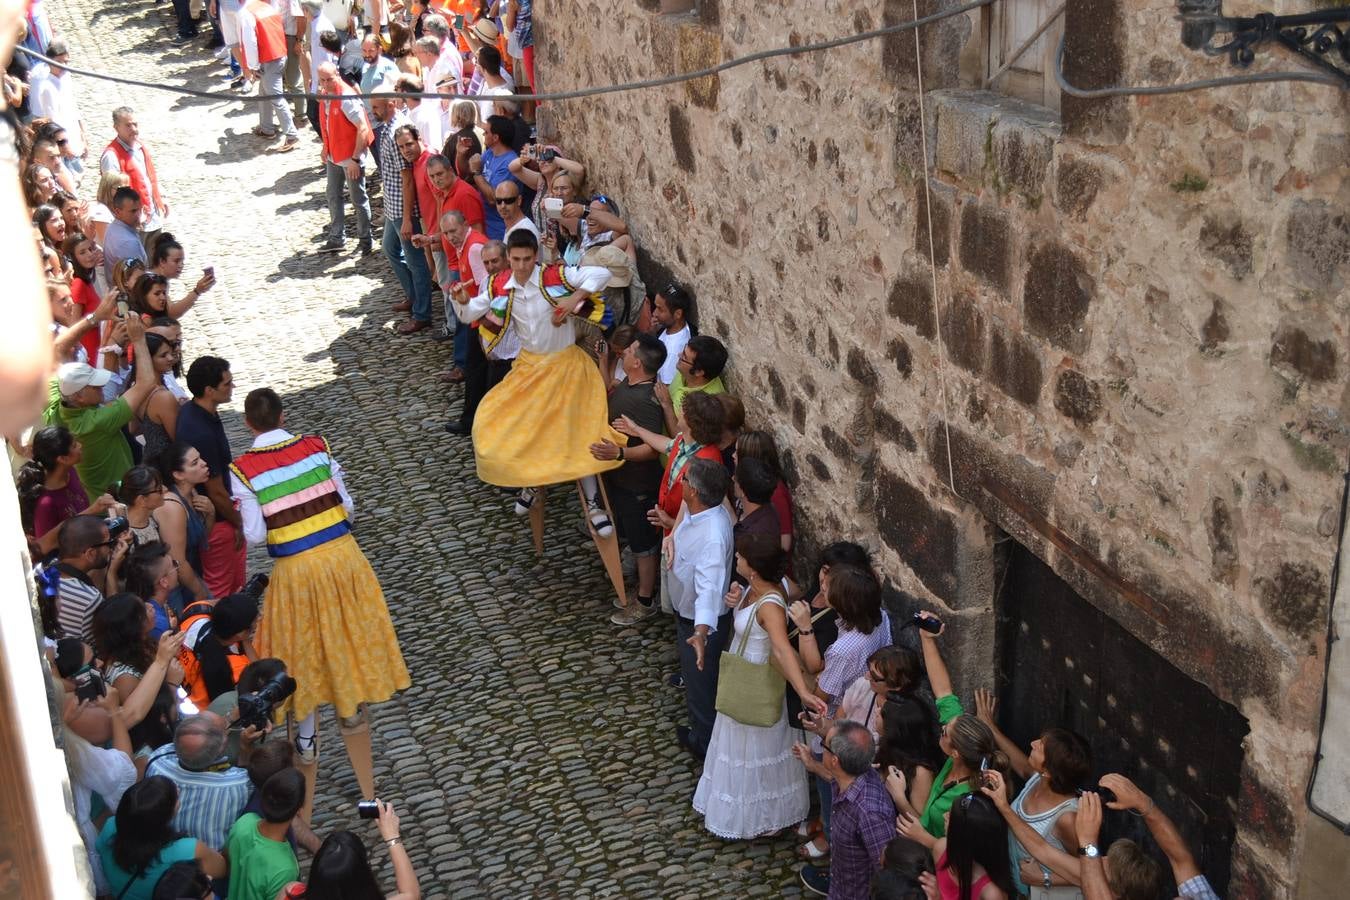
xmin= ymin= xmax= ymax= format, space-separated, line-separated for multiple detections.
xmin=541 ymin=0 xmax=1349 ymax=895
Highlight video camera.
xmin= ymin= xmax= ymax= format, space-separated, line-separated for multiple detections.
xmin=235 ymin=671 xmax=297 ymax=731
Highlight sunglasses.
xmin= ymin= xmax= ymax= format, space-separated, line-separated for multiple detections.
xmin=494 ymin=196 xmax=519 ymax=205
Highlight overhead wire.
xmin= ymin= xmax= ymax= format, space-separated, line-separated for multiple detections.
xmin=14 ymin=4 xmax=1346 ymax=108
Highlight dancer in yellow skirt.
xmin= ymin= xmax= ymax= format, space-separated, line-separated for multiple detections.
xmin=229 ymin=387 xmax=410 ymax=820
xmin=455 ymin=228 xmax=625 ymax=531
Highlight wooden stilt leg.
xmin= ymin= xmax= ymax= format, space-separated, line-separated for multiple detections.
xmin=529 ymin=487 xmax=546 ymax=557
xmin=576 ymin=479 xmax=628 ymax=607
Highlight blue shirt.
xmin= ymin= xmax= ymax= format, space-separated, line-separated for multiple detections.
xmin=97 ymin=818 xmax=198 ymax=900
xmin=144 ymin=749 xmax=252 ymax=850
xmin=512 ymin=0 xmax=533 ymax=48
xmin=176 ymin=400 xmax=233 ymax=490
xmin=102 ymin=218 xmax=146 ymax=283
xmin=480 ymin=146 xmax=521 ymax=240
xmin=359 ymin=57 xmax=399 ymax=113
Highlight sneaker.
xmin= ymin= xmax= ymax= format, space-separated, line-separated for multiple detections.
xmin=513 ymin=487 xmax=537 ymax=517
xmin=317 ymin=238 xmax=345 ymax=254
xmin=799 ymin=864 xmax=830 ymax=897
xmin=665 ymin=672 xmax=685 ymax=690
xmin=228 ymin=75 xmax=245 ymax=89
xmin=611 ymin=603 xmax=654 ymax=626
xmin=172 ymin=32 xmax=194 ymax=44
xmin=214 ymin=46 xmax=230 ymax=60
xmin=585 ymin=496 xmax=614 ymax=538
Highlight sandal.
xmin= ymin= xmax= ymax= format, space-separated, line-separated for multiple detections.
xmin=251 ymin=125 xmax=277 ymax=138
xmin=798 ymin=836 xmax=830 ymax=861
xmin=796 ymin=818 xmax=822 ymax=840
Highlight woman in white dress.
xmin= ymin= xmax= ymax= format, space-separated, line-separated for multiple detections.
xmin=693 ymin=533 xmax=827 ymax=839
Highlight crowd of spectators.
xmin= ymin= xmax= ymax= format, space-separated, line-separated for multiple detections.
xmin=4 ymin=0 xmax=1226 ymax=895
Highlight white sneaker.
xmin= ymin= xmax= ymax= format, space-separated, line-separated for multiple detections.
xmin=586 ymin=497 xmax=614 ymax=538
xmin=213 ymin=46 xmax=230 ymax=60
xmin=513 ymin=488 xmax=537 ymax=517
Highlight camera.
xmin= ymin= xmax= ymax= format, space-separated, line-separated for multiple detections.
xmin=1077 ymin=787 xmax=1118 ymax=805
xmin=242 ymin=572 xmax=270 ymax=601
xmin=73 ymin=665 xmax=107 ymax=702
xmin=357 ymin=800 xmax=380 ymax=819
xmin=106 ymin=516 xmax=129 ymax=539
xmin=909 ymin=612 xmax=943 ymax=634
xmin=235 ymin=670 xmax=297 ymax=730
xmin=540 ymin=148 xmax=557 ymax=163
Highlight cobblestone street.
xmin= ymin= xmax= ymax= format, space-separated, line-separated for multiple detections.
xmin=52 ymin=2 xmax=810 ymax=896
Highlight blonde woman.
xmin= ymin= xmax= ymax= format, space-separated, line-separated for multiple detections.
xmin=90 ymin=171 xmax=130 ymax=246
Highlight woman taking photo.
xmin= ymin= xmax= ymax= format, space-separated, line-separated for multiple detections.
xmin=152 ymin=442 xmax=213 ymax=607
xmin=692 ymin=534 xmax=827 ymax=839
xmin=96 ymin=776 xmax=227 ymax=900
xmin=131 ymin=333 xmax=181 ymax=464
xmin=16 ymin=425 xmax=116 ymax=555
xmin=92 ymin=593 xmax=185 ymax=731
xmin=507 ymin=144 xmax=584 ymax=234
xmin=147 ymin=232 xmax=216 ymax=315
xmin=975 ymin=689 xmax=1089 ymax=895
xmin=282 ymin=802 xmax=420 ymax=899
xmin=50 ymin=278 xmax=116 ymax=365
xmin=899 ymin=791 xmax=1015 ymax=900
xmin=913 ymin=613 xmax=1011 ymax=837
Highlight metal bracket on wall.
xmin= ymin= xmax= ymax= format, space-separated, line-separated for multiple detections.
xmin=1178 ymin=0 xmax=1350 ymax=87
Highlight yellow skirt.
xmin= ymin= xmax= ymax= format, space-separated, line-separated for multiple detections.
xmin=473 ymin=344 xmax=626 ymax=488
xmin=256 ymin=533 xmax=411 ymax=720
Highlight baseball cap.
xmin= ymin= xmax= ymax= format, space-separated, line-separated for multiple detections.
xmin=58 ymin=362 xmax=113 ymax=397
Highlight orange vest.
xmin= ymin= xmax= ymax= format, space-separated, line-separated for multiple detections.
xmin=321 ymin=83 xmax=372 ymax=164
xmin=244 ymin=0 xmax=287 ymax=64
xmin=456 ymin=228 xmax=488 ymax=297
xmin=103 ymin=139 xmax=162 ymax=212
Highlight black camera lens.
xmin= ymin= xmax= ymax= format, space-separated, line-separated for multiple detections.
xmin=357 ymin=800 xmax=380 ymax=819
xmin=106 ymin=516 xmax=129 ymax=538
xmin=540 ymin=149 xmax=557 ymax=163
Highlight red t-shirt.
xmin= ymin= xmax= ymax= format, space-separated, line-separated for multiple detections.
xmin=71 ymin=277 xmax=102 ymax=362
xmin=412 ymin=149 xmax=436 ymax=228
xmin=441 ymin=175 xmax=486 ymax=233
xmin=771 ymin=480 xmax=794 ymax=540
xmin=657 ymin=438 xmax=725 ymax=531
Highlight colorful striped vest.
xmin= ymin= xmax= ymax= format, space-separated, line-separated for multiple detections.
xmin=536 ymin=263 xmax=613 ymax=329
xmin=229 ymin=435 xmax=351 ymax=558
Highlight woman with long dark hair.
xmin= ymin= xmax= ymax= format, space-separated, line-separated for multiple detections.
xmin=132 ymin=333 xmax=181 ymax=464
xmin=22 ymin=162 xmax=58 ymax=207
xmin=118 ymin=465 xmax=165 ymax=549
xmin=147 ymin=232 xmax=215 ymax=317
xmin=282 ymin=802 xmax=419 ymax=899
xmin=93 ymin=593 xmax=184 ymax=731
xmin=880 ymin=694 xmax=946 ymax=820
xmin=129 ymin=272 xmax=173 ymax=319
xmin=95 ymin=776 xmax=226 ymax=900
xmin=15 ymin=425 xmax=116 ymax=554
xmin=32 ymin=201 xmax=67 ymax=251
xmin=61 ymin=231 xmax=108 ymax=363
xmin=900 ymin=791 xmax=1015 ymax=900
xmin=152 ymin=441 xmax=213 ymax=607
xmin=53 ymin=189 xmax=92 ymax=238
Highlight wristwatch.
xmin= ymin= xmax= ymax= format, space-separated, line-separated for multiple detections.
xmin=1078 ymin=843 xmax=1100 ymax=858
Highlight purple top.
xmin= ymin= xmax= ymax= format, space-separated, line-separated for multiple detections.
xmin=32 ymin=470 xmax=90 ymax=539
xmin=829 ymin=767 xmax=896 ymax=899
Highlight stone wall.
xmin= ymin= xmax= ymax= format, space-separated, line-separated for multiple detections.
xmin=536 ymin=0 xmax=1349 ymax=894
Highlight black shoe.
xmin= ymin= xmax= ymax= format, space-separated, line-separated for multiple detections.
xmin=665 ymin=672 xmax=685 ymax=690
xmin=357 ymin=241 xmax=374 ymax=257
xmin=444 ymin=420 xmax=471 ymax=436
xmin=675 ymin=725 xmax=704 ymax=761
xmin=317 ymin=238 xmax=344 ymax=254
xmin=430 ymin=327 xmax=453 ymax=342
xmin=172 ymin=32 xmax=193 ymax=44
xmin=637 ymin=594 xmax=656 ymax=610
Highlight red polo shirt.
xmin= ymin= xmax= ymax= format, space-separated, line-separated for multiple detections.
xmin=411 ymin=149 xmax=436 ymax=228
xmin=439 ymin=176 xmax=486 ymax=234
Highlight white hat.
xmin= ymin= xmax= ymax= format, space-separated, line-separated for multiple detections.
xmin=58 ymin=362 xmax=113 ymax=397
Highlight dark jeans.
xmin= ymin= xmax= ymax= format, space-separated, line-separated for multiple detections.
xmin=305 ymin=96 xmax=322 ymax=136
xmin=486 ymin=358 xmax=512 ymax=390
xmin=675 ymin=610 xmax=733 ymax=757
xmin=171 ymin=0 xmax=197 ymax=37
xmin=459 ymin=327 xmax=487 ymax=427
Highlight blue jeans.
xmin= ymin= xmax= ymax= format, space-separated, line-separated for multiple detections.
xmin=453 ymin=318 xmax=470 ymax=370
xmin=325 ymin=160 xmax=371 ymax=244
xmin=382 ymin=218 xmax=432 ymax=322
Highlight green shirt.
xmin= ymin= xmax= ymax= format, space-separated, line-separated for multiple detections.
xmin=920 ymin=693 xmax=967 ymax=837
xmin=669 ymin=372 xmax=725 ymax=416
xmin=226 ymin=813 xmax=299 ymax=900
xmin=57 ymin=397 xmax=133 ymax=497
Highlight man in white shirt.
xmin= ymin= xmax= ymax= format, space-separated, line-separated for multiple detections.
xmin=453 ymin=228 xmax=624 ymax=528
xmin=495 ymin=181 xmax=538 ymax=241
xmin=652 ymin=283 xmax=694 ymax=385
xmin=666 ymin=457 xmax=734 ymax=761
xmin=29 ymin=39 xmax=87 ymax=175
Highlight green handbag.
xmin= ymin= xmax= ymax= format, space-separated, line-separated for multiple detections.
xmin=714 ymin=593 xmax=787 ymax=727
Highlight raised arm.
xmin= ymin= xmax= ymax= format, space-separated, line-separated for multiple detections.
xmin=118 ymin=315 xmax=160 ymax=412
xmin=974 ymin=688 xmax=1031 ymax=779
xmin=917 ymin=611 xmax=954 ymax=700
xmin=981 ymin=771 xmax=1082 ymax=883
xmin=1099 ymin=774 xmax=1202 ymax=885
xmin=166 ymin=269 xmax=214 ymax=320
xmin=377 ymin=802 xmax=421 ymax=900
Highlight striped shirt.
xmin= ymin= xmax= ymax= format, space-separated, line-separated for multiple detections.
xmin=56 ymin=564 xmax=104 ymax=645
xmin=145 ymin=748 xmax=252 ymax=851
xmin=829 ymin=768 xmax=896 ymax=900
xmin=817 ymin=609 xmax=892 ymax=700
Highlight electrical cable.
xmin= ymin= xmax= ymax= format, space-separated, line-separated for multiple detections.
xmin=15 ymin=0 xmax=998 ymax=105
xmin=1052 ymin=34 xmax=1344 ymax=96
